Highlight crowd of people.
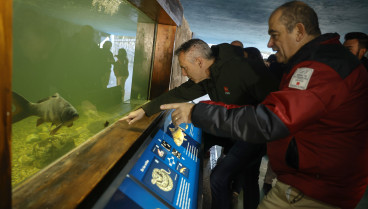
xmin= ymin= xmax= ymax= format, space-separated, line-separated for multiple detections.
xmin=120 ymin=1 xmax=368 ymax=209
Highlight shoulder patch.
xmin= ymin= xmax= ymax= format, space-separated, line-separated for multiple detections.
xmin=288 ymin=67 xmax=314 ymax=90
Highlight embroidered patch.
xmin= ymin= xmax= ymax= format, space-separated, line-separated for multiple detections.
xmin=288 ymin=67 xmax=314 ymax=90
xmin=224 ymin=86 xmax=230 ymax=95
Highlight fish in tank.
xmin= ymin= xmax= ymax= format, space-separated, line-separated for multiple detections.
xmin=11 ymin=0 xmax=155 ymax=186
xmin=11 ymin=91 xmax=141 ymax=186
xmin=12 ymin=92 xmax=80 ymax=135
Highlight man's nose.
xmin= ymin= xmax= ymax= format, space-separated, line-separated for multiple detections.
xmin=267 ymin=38 xmax=273 ymax=48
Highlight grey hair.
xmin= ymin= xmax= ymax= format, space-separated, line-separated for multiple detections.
xmin=175 ymin=39 xmax=214 ymax=62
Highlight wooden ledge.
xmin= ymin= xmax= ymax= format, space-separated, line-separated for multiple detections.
xmin=12 ymin=113 xmax=160 ymax=209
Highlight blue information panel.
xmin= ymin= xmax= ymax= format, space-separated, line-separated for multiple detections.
xmin=103 ymin=110 xmax=202 ymax=209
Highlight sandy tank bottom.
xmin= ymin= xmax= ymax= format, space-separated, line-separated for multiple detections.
xmin=11 ymin=105 xmax=124 ymax=186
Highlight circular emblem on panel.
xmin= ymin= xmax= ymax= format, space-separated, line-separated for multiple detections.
xmin=151 ymin=168 xmax=173 ymax=192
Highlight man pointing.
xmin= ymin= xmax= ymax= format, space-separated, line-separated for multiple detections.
xmin=161 ymin=1 xmax=368 ymax=208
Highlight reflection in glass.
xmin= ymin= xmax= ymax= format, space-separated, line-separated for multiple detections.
xmin=12 ymin=0 xmax=155 ymax=186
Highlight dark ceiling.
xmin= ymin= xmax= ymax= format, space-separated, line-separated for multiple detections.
xmin=180 ymin=0 xmax=368 ymax=54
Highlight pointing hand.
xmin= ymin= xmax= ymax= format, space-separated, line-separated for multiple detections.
xmin=160 ymin=103 xmax=195 ymax=126
xmin=119 ymin=108 xmax=146 ymax=125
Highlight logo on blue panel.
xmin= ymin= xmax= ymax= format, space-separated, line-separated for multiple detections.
xmin=161 ymin=140 xmax=172 ymax=151
xmin=142 ymin=157 xmax=179 ymax=204
xmin=176 ymin=162 xmax=189 ymax=178
xmin=167 ymin=156 xmax=176 ymax=167
xmin=152 ymin=144 xmax=167 ymax=159
xmin=172 ymin=148 xmax=181 ymax=159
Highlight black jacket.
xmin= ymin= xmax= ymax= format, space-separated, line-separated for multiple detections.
xmin=142 ymin=43 xmax=279 ymax=116
xmin=190 ymin=32 xmax=368 ymax=209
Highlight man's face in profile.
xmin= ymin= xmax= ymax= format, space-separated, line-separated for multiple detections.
xmin=178 ymin=52 xmax=204 ymax=83
xmin=267 ymin=10 xmax=299 ymax=64
xmin=343 ymin=39 xmax=365 ymax=59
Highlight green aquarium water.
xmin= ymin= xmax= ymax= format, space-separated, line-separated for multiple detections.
xmin=12 ymin=0 xmax=156 ymax=186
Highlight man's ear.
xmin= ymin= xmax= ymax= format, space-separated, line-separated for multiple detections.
xmin=358 ymin=48 xmax=367 ymax=59
xmin=196 ymin=57 xmax=203 ymax=68
xmin=295 ymin=23 xmax=306 ymax=42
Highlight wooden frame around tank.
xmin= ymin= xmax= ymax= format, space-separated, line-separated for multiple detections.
xmin=1 ymin=0 xmax=186 ymax=208
xmin=0 ymin=0 xmax=13 ymax=208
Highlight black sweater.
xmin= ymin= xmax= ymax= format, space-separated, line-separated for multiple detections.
xmin=142 ymin=43 xmax=279 ymax=116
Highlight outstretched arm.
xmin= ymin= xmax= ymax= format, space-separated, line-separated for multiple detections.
xmin=161 ymin=101 xmax=289 ymax=143
xmin=190 ymin=102 xmax=289 ymax=143
xmin=119 ymin=108 xmax=146 ymax=125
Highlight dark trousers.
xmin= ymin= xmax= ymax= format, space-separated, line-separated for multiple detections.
xmin=209 ymin=140 xmax=266 ymax=209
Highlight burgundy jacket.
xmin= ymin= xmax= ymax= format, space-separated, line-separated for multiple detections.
xmin=191 ymin=33 xmax=368 ymax=209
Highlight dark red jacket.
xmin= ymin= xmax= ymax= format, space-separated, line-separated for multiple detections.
xmin=191 ymin=33 xmax=368 ymax=209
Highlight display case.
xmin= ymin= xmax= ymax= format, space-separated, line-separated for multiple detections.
xmin=5 ymin=0 xmax=189 ymax=208
xmin=93 ymin=110 xmax=202 ymax=209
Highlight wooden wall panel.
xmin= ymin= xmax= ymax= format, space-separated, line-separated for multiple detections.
xmin=170 ymin=17 xmax=193 ymax=89
xmin=149 ymin=24 xmax=177 ymax=100
xmin=0 ymin=0 xmax=13 ymax=208
xmin=130 ymin=22 xmax=156 ymax=101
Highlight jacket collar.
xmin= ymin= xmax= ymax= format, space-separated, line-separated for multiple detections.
xmin=284 ymin=33 xmax=341 ymax=73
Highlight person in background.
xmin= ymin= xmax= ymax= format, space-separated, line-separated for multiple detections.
xmin=343 ymin=32 xmax=368 ymax=70
xmin=243 ymin=47 xmax=262 ymax=59
xmin=161 ymin=1 xmax=368 ymax=208
xmin=113 ymin=48 xmax=129 ymax=97
xmin=120 ymin=38 xmax=279 ymax=209
xmin=100 ymin=41 xmax=115 ymax=87
xmin=264 ymin=54 xmax=274 ymax=68
xmin=227 ymin=46 xmax=279 ymax=208
xmin=344 ymin=29 xmax=368 ymax=209
xmin=231 ymin=40 xmax=244 ymax=48
xmin=265 ymin=54 xmax=284 ymax=81
xmin=242 ymin=46 xmax=278 ymax=198
xmin=243 ymin=47 xmax=270 ymax=74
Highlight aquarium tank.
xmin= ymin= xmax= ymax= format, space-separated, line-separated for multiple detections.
xmin=12 ymin=0 xmax=156 ymax=186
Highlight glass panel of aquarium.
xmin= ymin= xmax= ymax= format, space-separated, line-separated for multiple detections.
xmin=12 ymin=0 xmax=156 ymax=186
